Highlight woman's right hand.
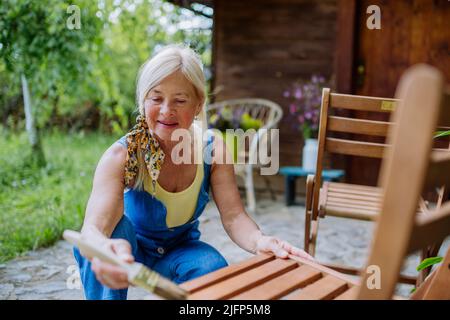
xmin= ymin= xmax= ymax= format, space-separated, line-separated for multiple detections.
xmin=82 ymin=238 xmax=134 ymax=290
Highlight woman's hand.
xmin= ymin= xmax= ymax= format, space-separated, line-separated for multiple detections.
xmin=255 ymin=235 xmax=315 ymax=261
xmin=82 ymin=238 xmax=134 ymax=290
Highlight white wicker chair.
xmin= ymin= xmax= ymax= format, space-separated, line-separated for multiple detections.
xmin=206 ymin=98 xmax=283 ymax=213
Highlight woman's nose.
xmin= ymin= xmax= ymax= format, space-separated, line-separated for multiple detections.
xmin=159 ymin=100 xmax=174 ymax=116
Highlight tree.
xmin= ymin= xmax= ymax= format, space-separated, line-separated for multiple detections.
xmin=0 ymin=0 xmax=103 ymax=164
xmin=0 ymin=0 xmax=213 ymax=136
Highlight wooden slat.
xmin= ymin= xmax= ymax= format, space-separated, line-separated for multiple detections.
xmin=325 ymin=197 xmax=381 ymax=210
xmin=325 ymin=201 xmax=425 ymax=221
xmin=324 ymin=206 xmax=378 ymax=221
xmin=327 ymin=182 xmax=382 ymax=193
xmin=328 ymin=187 xmax=382 ymax=196
xmin=327 ymin=191 xmax=382 ymax=203
xmin=326 ymin=183 xmax=383 ymax=198
xmin=325 ymin=137 xmax=387 ymax=158
xmin=325 ymin=183 xmax=423 ymax=216
xmin=326 ymin=196 xmax=381 ymax=208
xmin=327 ymin=188 xmax=382 ymax=198
xmin=286 ymin=275 xmax=349 ymax=300
xmin=330 ymin=93 xmax=399 ymax=112
xmin=287 ymin=255 xmax=359 ymax=286
xmin=334 ymin=285 xmax=359 ymax=300
xmin=231 ymin=265 xmax=322 ymax=300
xmin=327 ymin=116 xmax=391 ymax=136
xmin=408 ymin=202 xmax=450 ymax=253
xmin=180 ymin=254 xmax=274 ymax=293
xmin=188 ymin=259 xmax=298 ymax=300
xmin=322 ymin=262 xmax=418 ymax=285
xmin=326 ymin=202 xmax=380 ymax=213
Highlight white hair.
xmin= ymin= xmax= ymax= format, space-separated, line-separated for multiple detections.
xmin=132 ymin=44 xmax=207 ymax=191
xmin=136 ymin=44 xmax=207 ymax=131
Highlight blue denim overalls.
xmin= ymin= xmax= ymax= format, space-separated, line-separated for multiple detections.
xmin=73 ymin=135 xmax=228 ymax=300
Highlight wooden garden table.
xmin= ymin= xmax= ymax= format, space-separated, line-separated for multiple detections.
xmin=179 ymin=253 xmax=359 ymax=300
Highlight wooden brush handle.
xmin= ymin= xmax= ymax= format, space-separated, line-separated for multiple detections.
xmin=64 ymin=229 xmax=188 ymax=300
xmin=63 ymin=230 xmax=131 ymax=270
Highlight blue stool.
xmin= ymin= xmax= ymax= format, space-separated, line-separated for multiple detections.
xmin=279 ymin=167 xmax=345 ymax=206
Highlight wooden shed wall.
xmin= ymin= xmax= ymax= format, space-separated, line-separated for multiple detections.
xmin=212 ymin=0 xmax=338 ymax=170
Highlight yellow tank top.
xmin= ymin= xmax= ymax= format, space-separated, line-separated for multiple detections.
xmin=144 ymin=163 xmax=204 ymax=228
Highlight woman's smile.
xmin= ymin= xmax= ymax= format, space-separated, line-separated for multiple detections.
xmin=156 ymin=120 xmax=179 ymax=128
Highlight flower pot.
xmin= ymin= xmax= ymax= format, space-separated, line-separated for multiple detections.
xmin=302 ymin=138 xmax=318 ymax=172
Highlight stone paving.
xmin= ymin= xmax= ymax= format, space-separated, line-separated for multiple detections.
xmin=1 ymin=196 xmax=448 ymax=300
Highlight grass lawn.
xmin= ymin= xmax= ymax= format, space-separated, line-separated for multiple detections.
xmin=0 ymin=129 xmax=119 ymax=263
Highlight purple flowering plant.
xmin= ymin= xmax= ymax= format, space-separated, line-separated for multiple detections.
xmin=284 ymin=74 xmax=328 ymax=140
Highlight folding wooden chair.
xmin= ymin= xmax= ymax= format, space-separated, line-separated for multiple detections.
xmin=303 ymin=75 xmax=448 ymax=286
xmin=179 ymin=64 xmax=450 ymax=300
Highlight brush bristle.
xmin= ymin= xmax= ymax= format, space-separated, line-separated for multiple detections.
xmin=130 ymin=264 xmax=188 ymax=300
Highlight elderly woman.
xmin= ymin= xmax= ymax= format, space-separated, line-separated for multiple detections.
xmin=74 ymin=44 xmax=313 ymax=300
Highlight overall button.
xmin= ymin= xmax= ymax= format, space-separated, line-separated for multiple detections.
xmin=157 ymin=247 xmax=165 ymax=255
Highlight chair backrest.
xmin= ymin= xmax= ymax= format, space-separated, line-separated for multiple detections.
xmin=355 ymin=64 xmax=450 ymax=299
xmin=312 ymin=84 xmax=450 ymax=219
xmin=206 ymin=98 xmax=283 ymax=130
xmin=311 ymin=90 xmax=398 ymax=218
xmin=206 ymin=98 xmax=283 ymax=164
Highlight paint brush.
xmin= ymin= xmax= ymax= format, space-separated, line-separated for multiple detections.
xmin=63 ymin=229 xmax=188 ymax=300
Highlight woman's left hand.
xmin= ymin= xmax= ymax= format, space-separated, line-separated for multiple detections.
xmin=255 ymin=235 xmax=315 ymax=261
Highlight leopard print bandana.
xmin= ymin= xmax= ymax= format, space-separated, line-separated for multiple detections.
xmin=124 ymin=115 xmax=165 ymax=195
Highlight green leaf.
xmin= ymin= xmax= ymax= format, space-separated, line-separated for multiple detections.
xmin=434 ymin=130 xmax=450 ymax=139
xmin=410 ymin=287 xmax=416 ymax=294
xmin=416 ymin=256 xmax=443 ymax=271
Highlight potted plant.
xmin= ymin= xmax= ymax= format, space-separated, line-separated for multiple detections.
xmin=284 ymin=74 xmax=328 ymax=171
xmin=208 ymin=106 xmax=263 ymax=163
xmin=410 ymin=130 xmax=450 ymax=295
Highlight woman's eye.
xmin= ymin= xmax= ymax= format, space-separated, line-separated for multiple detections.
xmin=176 ymin=100 xmax=187 ymax=104
xmin=151 ymin=97 xmax=162 ymax=103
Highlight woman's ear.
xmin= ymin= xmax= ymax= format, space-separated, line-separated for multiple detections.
xmin=195 ymin=99 xmax=204 ymax=116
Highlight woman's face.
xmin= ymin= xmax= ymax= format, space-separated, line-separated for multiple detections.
xmin=144 ymin=70 xmax=201 ymax=143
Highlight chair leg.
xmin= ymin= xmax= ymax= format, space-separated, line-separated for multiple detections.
xmin=309 ymin=218 xmax=320 ymax=257
xmin=304 ymin=175 xmax=316 ymax=255
xmin=245 ymin=165 xmax=256 ymax=214
xmin=304 ymin=209 xmax=312 ymax=253
xmin=305 ymin=214 xmax=320 ymax=257
xmin=263 ymin=175 xmax=277 ymax=201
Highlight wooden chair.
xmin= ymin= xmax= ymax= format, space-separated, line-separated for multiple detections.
xmin=303 ymin=77 xmax=449 ymax=286
xmin=206 ymin=98 xmax=283 ymax=213
xmin=179 ymin=64 xmax=450 ymax=300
